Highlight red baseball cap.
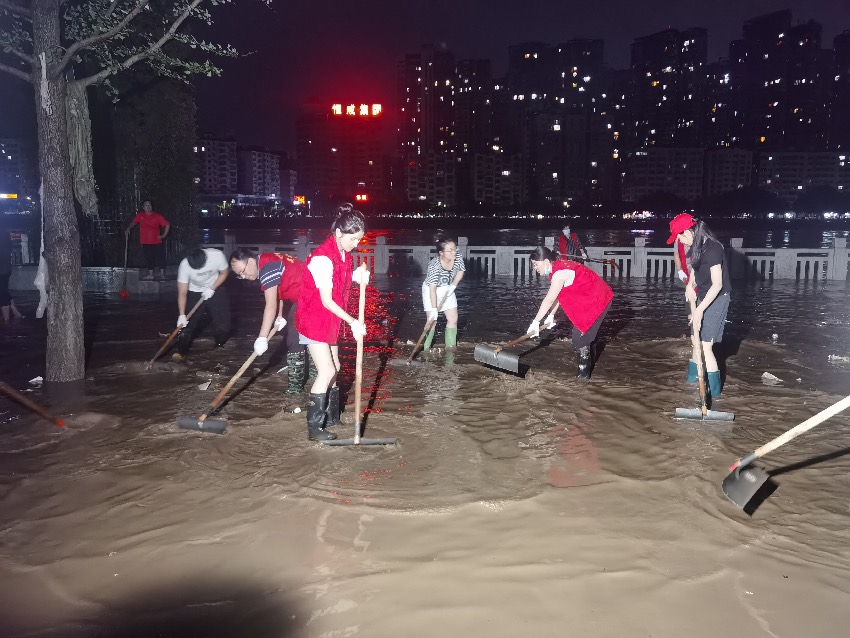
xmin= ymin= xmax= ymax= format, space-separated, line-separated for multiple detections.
xmin=666 ymin=213 xmax=696 ymax=245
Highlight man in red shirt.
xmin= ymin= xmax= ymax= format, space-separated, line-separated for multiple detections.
xmin=126 ymin=200 xmax=170 ymax=280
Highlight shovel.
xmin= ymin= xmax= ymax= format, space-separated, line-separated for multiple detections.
xmin=322 ymin=274 xmax=397 ymax=447
xmin=723 ymin=393 xmax=850 ymax=509
xmin=674 ymin=298 xmax=735 ymax=421
xmin=119 ymin=232 xmax=130 ymax=299
xmin=176 ymin=324 xmax=280 ymax=434
xmin=389 ymin=288 xmax=452 ymax=367
xmin=474 ymin=300 xmax=559 ymax=374
xmin=145 ymin=297 xmax=205 ymax=369
xmin=0 ymin=381 xmax=65 ymax=428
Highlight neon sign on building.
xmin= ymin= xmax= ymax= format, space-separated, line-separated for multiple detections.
xmin=331 ymin=104 xmax=383 ymax=117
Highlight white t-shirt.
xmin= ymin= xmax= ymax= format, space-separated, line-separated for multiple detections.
xmin=177 ymin=248 xmax=229 ymax=292
xmin=307 ymin=254 xmax=342 ymax=289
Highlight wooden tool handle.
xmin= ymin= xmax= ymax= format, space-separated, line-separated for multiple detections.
xmin=741 ymin=394 xmax=850 ymax=465
xmin=354 ymin=276 xmax=367 ymax=444
xmin=407 ymin=288 xmax=452 ymax=362
xmin=501 ymin=299 xmax=561 ymax=351
xmin=147 ymin=297 xmax=205 ymax=367
xmin=689 ymin=297 xmax=708 ymax=416
xmin=200 ymin=324 xmax=280 ymax=421
xmin=0 ymin=381 xmax=63 ymax=427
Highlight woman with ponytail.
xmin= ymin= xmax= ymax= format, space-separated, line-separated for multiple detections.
xmin=295 ymin=203 xmax=370 ymax=441
xmin=421 ymin=235 xmax=465 ymax=352
xmin=528 ymin=245 xmax=614 ymax=379
xmin=666 ymin=213 xmax=731 ymax=399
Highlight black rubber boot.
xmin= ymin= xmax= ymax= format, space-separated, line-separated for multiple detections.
xmin=286 ymin=351 xmax=306 ymax=394
xmin=326 ymin=386 xmax=341 ymax=427
xmin=577 ymin=346 xmax=592 ymax=379
xmin=307 ymin=393 xmax=336 ymax=441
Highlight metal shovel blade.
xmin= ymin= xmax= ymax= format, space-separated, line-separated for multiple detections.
xmin=473 ymin=343 xmax=521 ymax=373
xmin=674 ymin=407 xmax=735 ymax=421
xmin=177 ymin=416 xmax=227 ymax=434
xmin=722 ymin=465 xmax=771 ymax=509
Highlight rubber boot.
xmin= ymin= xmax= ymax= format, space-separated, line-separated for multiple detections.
xmin=325 ymin=386 xmax=341 ymax=427
xmin=707 ymin=371 xmax=722 ymax=398
xmin=423 ymin=326 xmax=436 ymax=351
xmin=307 ymin=393 xmax=336 ymax=441
xmin=577 ymin=346 xmax=592 ymax=379
xmin=444 ymin=326 xmax=458 ymax=350
xmin=286 ymin=351 xmax=306 ymax=394
xmin=686 ymin=360 xmax=698 ymax=383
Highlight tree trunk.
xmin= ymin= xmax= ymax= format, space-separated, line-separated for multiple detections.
xmin=32 ymin=0 xmax=86 ymax=386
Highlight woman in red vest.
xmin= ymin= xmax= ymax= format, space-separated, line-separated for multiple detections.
xmin=527 ymin=246 xmax=614 ymax=379
xmin=229 ymin=248 xmax=310 ymax=394
xmin=295 ymin=204 xmax=369 ymax=441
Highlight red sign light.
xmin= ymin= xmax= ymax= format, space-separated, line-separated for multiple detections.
xmin=293 ymin=195 xmax=306 ymax=205
xmin=355 ymin=194 xmax=369 ymax=202
xmin=331 ymin=104 xmax=383 ymax=117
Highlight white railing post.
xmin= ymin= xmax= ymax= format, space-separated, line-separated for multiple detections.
xmin=374 ymin=236 xmax=389 ymax=274
xmin=458 ymin=236 xmax=469 ymax=260
xmin=729 ymin=237 xmax=747 ymax=279
xmin=831 ymin=238 xmax=848 ymax=281
xmin=633 ymin=237 xmax=647 ymax=278
xmin=223 ymin=233 xmax=236 ymax=260
xmin=296 ymin=235 xmax=308 ymax=261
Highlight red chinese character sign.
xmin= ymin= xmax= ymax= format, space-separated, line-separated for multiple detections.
xmin=330 ymin=104 xmax=383 ymax=117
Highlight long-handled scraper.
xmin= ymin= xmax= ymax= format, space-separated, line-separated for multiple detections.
xmin=176 ymin=324 xmax=280 ymax=434
xmin=723 ymin=394 xmax=850 ymax=509
xmin=145 ymin=297 xmax=204 ymax=370
xmin=389 ymin=288 xmax=451 ymax=367
xmin=322 ymin=274 xmax=397 ymax=446
xmin=674 ymin=298 xmax=735 ymax=421
xmin=473 ymin=300 xmax=559 ymax=374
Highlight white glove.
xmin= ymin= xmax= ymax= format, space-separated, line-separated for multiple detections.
xmin=527 ymin=320 xmax=540 ymax=338
xmin=274 ymin=316 xmax=287 ymax=331
xmin=201 ymin=287 xmax=215 ymax=300
xmin=253 ymin=337 xmax=268 ymax=356
xmin=352 ymin=265 xmax=370 ymax=285
xmin=427 ymin=309 xmax=438 ymax=322
xmin=176 ymin=314 xmax=188 ymax=329
xmin=677 ymin=270 xmax=687 ymax=282
xmin=349 ymin=319 xmax=367 ymax=340
xmin=542 ymin=312 xmax=556 ymax=330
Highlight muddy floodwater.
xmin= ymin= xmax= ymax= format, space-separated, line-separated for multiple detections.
xmin=2 ymin=274 xmax=850 ymax=637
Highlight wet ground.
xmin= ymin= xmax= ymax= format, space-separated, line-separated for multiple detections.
xmin=1 ymin=274 xmax=850 ymax=637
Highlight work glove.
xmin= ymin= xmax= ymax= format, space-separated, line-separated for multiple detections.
xmin=176 ymin=314 xmax=188 ymax=329
xmin=677 ymin=270 xmax=687 ymax=282
xmin=253 ymin=337 xmax=268 ymax=356
xmin=201 ymin=287 xmax=215 ymax=300
xmin=527 ymin=320 xmax=541 ymax=338
xmin=274 ymin=316 xmax=287 ymax=331
xmin=349 ymin=319 xmax=367 ymax=340
xmin=542 ymin=312 xmax=556 ymax=330
xmin=427 ymin=309 xmax=438 ymax=322
xmin=352 ymin=265 xmax=370 ymax=285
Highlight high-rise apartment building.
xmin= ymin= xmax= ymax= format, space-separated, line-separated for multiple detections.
xmin=831 ymin=31 xmax=850 ymax=150
xmin=622 ymin=147 xmax=705 ymax=201
xmin=758 ymin=151 xmax=850 ymax=202
xmin=237 ymin=149 xmax=281 ymax=199
xmin=455 ymin=59 xmax=492 ymax=156
xmin=195 ymin=136 xmax=237 ymax=195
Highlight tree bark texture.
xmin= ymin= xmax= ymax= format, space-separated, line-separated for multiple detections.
xmin=32 ymin=0 xmax=86 ymax=384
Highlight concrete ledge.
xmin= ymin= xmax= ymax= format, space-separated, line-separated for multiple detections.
xmin=10 ymin=265 xmax=176 ymax=294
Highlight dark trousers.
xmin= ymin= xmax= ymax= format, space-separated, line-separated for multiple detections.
xmin=177 ymin=288 xmax=232 ymax=354
xmin=142 ymin=243 xmax=166 ymax=270
xmin=0 ymin=272 xmax=11 ymax=306
xmin=572 ymin=301 xmax=611 ymax=350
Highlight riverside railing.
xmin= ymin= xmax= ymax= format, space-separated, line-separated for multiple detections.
xmin=6 ymin=233 xmax=850 ymax=292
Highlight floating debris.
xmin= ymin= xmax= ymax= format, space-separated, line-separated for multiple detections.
xmin=198 ymin=381 xmax=211 ymax=391
xmin=761 ymin=372 xmax=783 ymax=385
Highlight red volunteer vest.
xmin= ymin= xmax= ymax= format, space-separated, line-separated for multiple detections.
xmin=257 ymin=252 xmax=305 ymax=302
xmin=550 ymin=260 xmax=614 ymax=333
xmin=295 ymin=235 xmax=353 ymax=343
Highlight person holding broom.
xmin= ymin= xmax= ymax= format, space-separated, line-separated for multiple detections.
xmin=295 ymin=204 xmax=369 ymax=442
xmin=172 ymin=248 xmax=231 ymax=359
xmin=229 ymin=247 xmax=311 ymax=394
xmin=421 ymin=235 xmax=465 ymax=353
xmin=666 ymin=213 xmax=731 ymax=399
xmin=527 ymin=236 xmax=614 ymax=379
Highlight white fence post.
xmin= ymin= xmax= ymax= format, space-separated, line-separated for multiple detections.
xmin=831 ymin=238 xmax=848 ymax=281
xmin=374 ymin=236 xmax=389 ymax=274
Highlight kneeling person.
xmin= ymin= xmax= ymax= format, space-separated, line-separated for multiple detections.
xmin=174 ymin=248 xmax=231 ymax=359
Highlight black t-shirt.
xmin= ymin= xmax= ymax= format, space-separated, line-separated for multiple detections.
xmin=692 ymin=239 xmax=731 ymax=296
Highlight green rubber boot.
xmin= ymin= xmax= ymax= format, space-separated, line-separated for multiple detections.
xmin=287 ymin=351 xmax=306 ymax=394
xmin=707 ymin=371 xmax=722 ymax=398
xmin=686 ymin=360 xmax=698 ymax=383
xmin=444 ymin=327 xmax=457 ymax=350
xmin=423 ymin=326 xmax=436 ymax=351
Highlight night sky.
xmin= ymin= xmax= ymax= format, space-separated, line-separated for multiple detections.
xmin=1 ymin=1 xmax=846 ymax=154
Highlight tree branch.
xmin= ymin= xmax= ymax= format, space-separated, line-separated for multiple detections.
xmin=0 ymin=1 xmax=31 ymax=19
xmin=0 ymin=59 xmax=31 ymax=83
xmin=57 ymin=0 xmax=151 ymax=74
xmin=3 ymin=43 xmax=35 ymax=67
xmin=76 ymin=0 xmax=204 ymax=88
xmin=105 ymin=0 xmax=122 ymax=19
